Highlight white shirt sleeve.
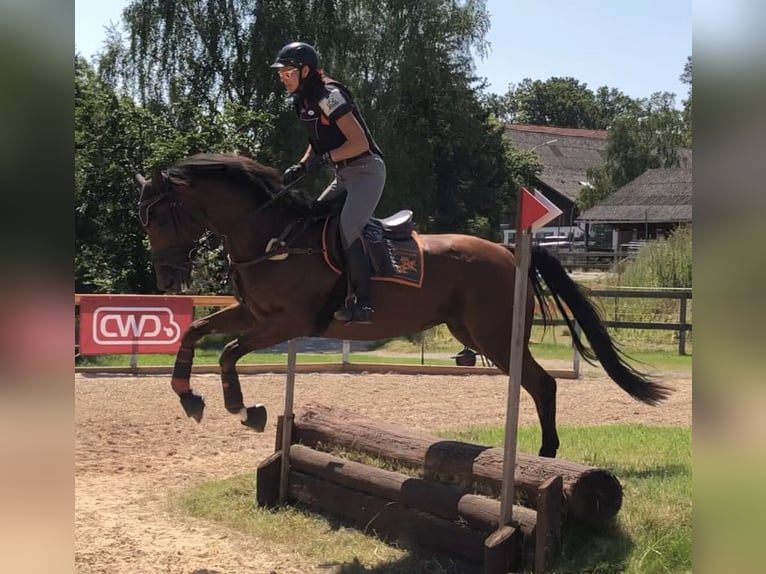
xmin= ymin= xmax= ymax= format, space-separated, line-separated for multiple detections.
xmin=318 ymin=88 xmax=350 ymax=118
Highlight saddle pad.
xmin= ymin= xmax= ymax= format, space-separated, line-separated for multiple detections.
xmin=322 ymin=218 xmax=425 ymax=288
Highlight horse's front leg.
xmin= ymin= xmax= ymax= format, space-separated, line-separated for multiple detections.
xmin=172 ymin=303 xmax=254 ymax=422
xmin=218 ymin=322 xmax=308 ymax=431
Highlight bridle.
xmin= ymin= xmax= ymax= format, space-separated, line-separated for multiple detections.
xmin=138 ymin=172 xmax=207 ymax=271
xmin=138 ymin=169 xmax=323 ymax=272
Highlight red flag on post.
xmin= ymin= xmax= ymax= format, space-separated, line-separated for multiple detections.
xmin=517 ymin=187 xmax=563 ymax=231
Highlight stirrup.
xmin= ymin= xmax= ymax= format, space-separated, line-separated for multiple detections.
xmin=334 ymin=298 xmax=374 ymax=324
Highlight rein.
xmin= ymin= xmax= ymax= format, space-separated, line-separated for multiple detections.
xmin=253 ymin=172 xmax=309 ymax=214
xmin=227 ymin=216 xmax=326 ymax=268
xmin=227 ymin=174 xmax=332 ymax=268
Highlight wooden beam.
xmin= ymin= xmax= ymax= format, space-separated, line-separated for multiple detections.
xmin=288 ymin=445 xmax=538 ymax=537
xmin=255 ymin=451 xmax=282 ymax=509
xmin=484 ymin=525 xmax=522 ymax=574
xmin=75 ymin=362 xmax=577 ymax=379
xmin=289 ymin=470 xmax=488 ymax=564
xmin=75 ymin=293 xmax=236 ymax=306
xmin=293 ymin=403 xmax=622 ymax=526
xmin=535 ymin=476 xmax=563 ymax=573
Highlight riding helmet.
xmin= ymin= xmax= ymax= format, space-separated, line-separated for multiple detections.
xmin=270 ymin=42 xmax=320 ymax=70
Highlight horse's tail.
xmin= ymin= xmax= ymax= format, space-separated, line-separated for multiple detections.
xmin=529 ymin=247 xmax=671 ymax=405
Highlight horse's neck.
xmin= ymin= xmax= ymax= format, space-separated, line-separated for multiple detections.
xmin=195 ymin=182 xmax=315 ymax=260
xmin=216 ymin=208 xmax=296 ymax=260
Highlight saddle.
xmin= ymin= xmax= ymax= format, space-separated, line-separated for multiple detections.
xmin=323 ymin=210 xmax=425 ymax=288
xmin=367 ymin=210 xmax=415 ymax=240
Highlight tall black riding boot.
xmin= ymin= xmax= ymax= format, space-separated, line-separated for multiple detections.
xmin=334 ymin=239 xmax=374 ymax=324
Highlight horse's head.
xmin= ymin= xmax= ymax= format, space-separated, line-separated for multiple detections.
xmin=136 ymin=171 xmax=206 ymax=293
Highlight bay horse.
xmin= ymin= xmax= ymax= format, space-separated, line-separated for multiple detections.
xmin=136 ymin=153 xmax=669 ymax=458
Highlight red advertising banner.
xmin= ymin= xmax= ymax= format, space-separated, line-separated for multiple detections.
xmin=78 ymin=295 xmax=194 ymax=355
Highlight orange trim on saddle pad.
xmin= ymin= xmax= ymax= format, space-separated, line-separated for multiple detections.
xmin=322 ymin=217 xmax=343 ymax=275
xmin=370 ymin=231 xmax=424 ymax=288
xmin=321 ymin=219 xmax=425 ymax=288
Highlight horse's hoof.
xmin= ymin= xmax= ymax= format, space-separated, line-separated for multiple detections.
xmin=179 ymin=391 xmax=205 ymax=422
xmin=240 ymin=404 xmax=267 ymax=432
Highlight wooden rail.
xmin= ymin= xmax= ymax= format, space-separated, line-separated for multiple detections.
xmin=74 ymin=294 xmax=235 ymax=306
xmin=536 ymin=249 xmax=630 ymax=271
xmin=533 ymin=287 xmax=692 ymax=355
xmin=75 ymin=287 xmax=692 ymax=357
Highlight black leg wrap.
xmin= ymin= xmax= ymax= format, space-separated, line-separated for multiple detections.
xmin=221 ymin=371 xmax=244 ymax=414
xmin=179 ymin=391 xmax=205 ymax=423
xmin=240 ymin=404 xmax=267 ymax=432
xmin=172 ymin=348 xmax=195 ymax=379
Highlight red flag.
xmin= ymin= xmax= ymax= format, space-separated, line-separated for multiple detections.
xmin=518 ymin=187 xmax=550 ymax=231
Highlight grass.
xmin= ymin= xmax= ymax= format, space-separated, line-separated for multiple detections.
xmin=77 ymin=350 xmax=457 ymax=367
xmin=445 ymin=426 xmax=692 ymax=573
xmin=172 ymin=425 xmax=691 ymax=573
xmin=76 ymin=342 xmax=691 ymax=375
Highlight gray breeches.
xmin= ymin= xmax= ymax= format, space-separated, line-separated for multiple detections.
xmin=316 ymin=154 xmax=386 ymax=248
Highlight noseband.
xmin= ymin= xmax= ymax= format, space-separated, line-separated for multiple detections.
xmin=138 ymin=172 xmax=204 ymax=269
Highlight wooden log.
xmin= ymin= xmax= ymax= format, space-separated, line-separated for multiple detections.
xmin=293 ymin=403 xmax=622 ymax=526
xmin=484 ymin=525 xmax=522 ymax=574
xmin=256 ymin=451 xmax=282 ymax=508
xmin=289 ymin=445 xmax=538 ymax=537
xmin=535 ymin=476 xmax=563 ymax=574
xmin=289 ymin=470 xmax=488 ymax=564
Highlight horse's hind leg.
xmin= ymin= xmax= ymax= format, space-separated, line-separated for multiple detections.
xmin=217 ymin=331 xmax=268 ymax=431
xmin=522 ymin=350 xmax=559 ymax=458
xmin=456 ymin=314 xmax=560 ymax=457
xmin=173 ymin=303 xmax=253 ymax=422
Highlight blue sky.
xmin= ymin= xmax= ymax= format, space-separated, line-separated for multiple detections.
xmin=76 ymin=0 xmax=692 ymax=102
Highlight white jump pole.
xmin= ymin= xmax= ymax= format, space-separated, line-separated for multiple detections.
xmin=499 ymin=187 xmax=560 ymax=526
xmin=278 ymin=338 xmax=298 ymax=503
xmin=499 ymin=228 xmax=532 ymax=526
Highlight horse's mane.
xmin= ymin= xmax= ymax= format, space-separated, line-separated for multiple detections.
xmin=168 ymin=153 xmax=322 ymax=214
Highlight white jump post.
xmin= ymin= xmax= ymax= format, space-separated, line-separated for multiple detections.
xmin=499 ymin=187 xmax=562 ymax=527
xmin=278 ymin=338 xmax=298 ymax=503
xmin=499 ymin=228 xmax=531 ymax=525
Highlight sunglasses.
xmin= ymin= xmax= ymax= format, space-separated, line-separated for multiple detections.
xmin=277 ymin=68 xmax=298 ymax=78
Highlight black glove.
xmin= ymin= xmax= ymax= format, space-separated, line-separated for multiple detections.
xmin=282 ymin=163 xmax=305 ymax=185
xmin=304 ymin=152 xmax=330 ymax=173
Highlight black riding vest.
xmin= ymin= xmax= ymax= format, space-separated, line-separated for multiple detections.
xmin=294 ymin=76 xmax=382 ymax=157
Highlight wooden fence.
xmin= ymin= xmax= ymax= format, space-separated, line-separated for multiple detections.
xmin=536 ymin=249 xmax=630 ymax=271
xmin=532 ymin=287 xmax=692 ymax=355
xmin=75 ymin=287 xmax=692 ymax=360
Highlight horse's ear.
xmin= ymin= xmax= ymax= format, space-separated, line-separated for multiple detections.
xmin=136 ymin=174 xmax=147 ymax=188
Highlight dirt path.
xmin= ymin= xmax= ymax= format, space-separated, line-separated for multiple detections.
xmin=75 ymin=368 xmax=691 ymax=573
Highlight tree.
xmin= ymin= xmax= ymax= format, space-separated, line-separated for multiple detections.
xmin=594 ymin=86 xmax=642 ymax=128
xmin=105 ymin=0 xmax=531 ymax=237
xmin=578 ymin=92 xmax=687 ymax=210
xmin=75 ymin=55 xmax=156 ymax=293
xmin=680 ymin=55 xmax=692 ymax=146
xmin=76 ymin=53 xmax=272 ymax=294
xmin=503 ymin=77 xmax=600 ymax=128
xmin=495 ymin=77 xmax=640 ymax=130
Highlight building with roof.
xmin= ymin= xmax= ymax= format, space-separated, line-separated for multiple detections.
xmin=503 ymin=124 xmax=608 ymax=242
xmin=577 ymin=166 xmax=692 ymax=250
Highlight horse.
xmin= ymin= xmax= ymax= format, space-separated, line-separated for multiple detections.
xmin=136 ymin=153 xmax=670 ymax=458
